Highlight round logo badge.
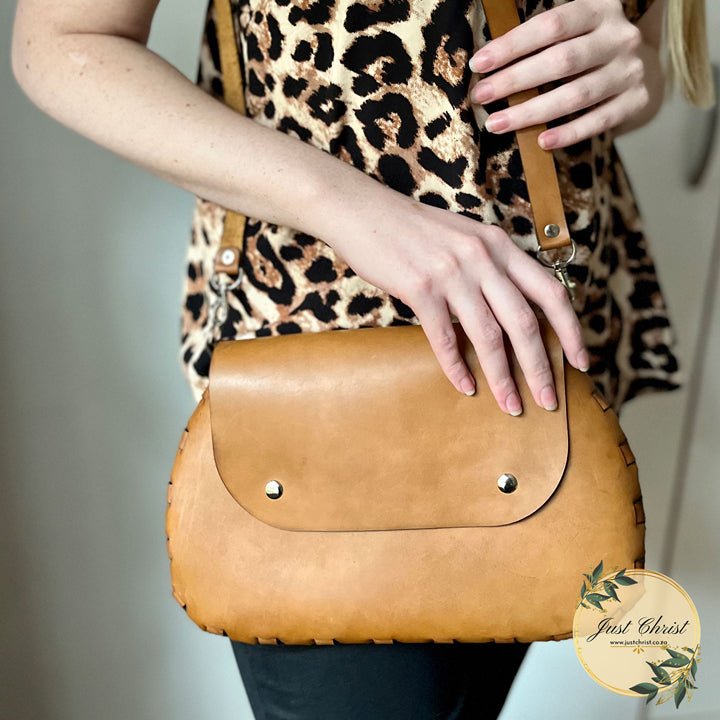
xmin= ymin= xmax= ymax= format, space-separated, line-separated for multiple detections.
xmin=573 ymin=564 xmax=701 ymax=708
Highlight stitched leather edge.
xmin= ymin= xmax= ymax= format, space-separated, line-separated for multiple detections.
xmin=591 ymin=388 xmax=611 ymax=412
xmin=209 ymin=634 xmax=573 ymax=644
xmin=634 ymin=498 xmax=646 ymax=524
xmin=619 ymin=439 xmax=636 ymax=466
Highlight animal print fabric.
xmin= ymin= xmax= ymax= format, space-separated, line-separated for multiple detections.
xmin=179 ymin=0 xmax=682 ymax=412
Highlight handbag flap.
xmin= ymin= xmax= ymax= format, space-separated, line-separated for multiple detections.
xmin=209 ymin=320 xmax=569 ymax=531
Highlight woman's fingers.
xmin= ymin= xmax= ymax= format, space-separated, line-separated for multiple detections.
xmin=477 ymin=274 xmax=559 ymax=412
xmin=412 ymin=291 xmax=527 ymax=417
xmin=413 ymin=300 xmax=477 ymax=398
xmin=453 ymin=295 xmax=524 ymax=416
xmin=472 ymin=32 xmax=614 ymax=107
xmin=538 ymin=84 xmax=650 ymax=149
xmin=470 ymin=0 xmax=600 ymax=73
xmin=503 ymin=245 xmax=589 ymax=371
xmin=483 ymin=63 xmax=624 ymax=136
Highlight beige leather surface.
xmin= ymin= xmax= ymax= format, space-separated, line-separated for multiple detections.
xmin=167 ymin=333 xmax=645 ymax=644
xmin=210 ymin=321 xmax=569 ymax=531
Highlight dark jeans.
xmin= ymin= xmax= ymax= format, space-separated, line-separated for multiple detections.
xmin=231 ymin=640 xmax=530 ymax=720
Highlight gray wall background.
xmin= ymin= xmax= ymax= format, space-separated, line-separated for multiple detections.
xmin=2 ymin=1 xmax=718 ymax=718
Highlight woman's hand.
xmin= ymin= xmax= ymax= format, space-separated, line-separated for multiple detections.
xmin=324 ymin=192 xmax=590 ymax=417
xmin=469 ymin=0 xmax=664 ymax=149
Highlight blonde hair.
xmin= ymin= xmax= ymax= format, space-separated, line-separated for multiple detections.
xmin=666 ymin=0 xmax=716 ymax=108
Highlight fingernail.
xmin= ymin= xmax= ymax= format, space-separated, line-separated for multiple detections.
xmin=470 ymin=51 xmax=492 ymax=73
xmin=485 ymin=114 xmax=509 ymax=133
xmin=577 ymin=350 xmax=590 ymax=372
xmin=541 ymin=385 xmax=558 ymax=412
xmin=506 ymin=392 xmax=523 ymax=416
xmin=461 ymin=377 xmax=476 ymax=396
xmin=539 ymin=131 xmax=556 ymax=149
xmin=473 ymin=81 xmax=493 ymax=103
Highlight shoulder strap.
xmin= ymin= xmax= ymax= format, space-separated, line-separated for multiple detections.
xmin=211 ymin=0 xmax=574 ymax=299
xmin=212 ymin=0 xmax=247 ymax=281
xmin=481 ymin=1 xmax=572 ymax=253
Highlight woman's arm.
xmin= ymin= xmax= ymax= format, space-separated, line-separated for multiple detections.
xmin=11 ymin=0 xmax=588 ymax=417
xmin=469 ymin=0 xmax=667 ymax=148
xmin=10 ymin=0 xmax=358 ymax=236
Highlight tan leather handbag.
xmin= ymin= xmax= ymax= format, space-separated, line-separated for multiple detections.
xmin=166 ymin=0 xmax=645 ymax=645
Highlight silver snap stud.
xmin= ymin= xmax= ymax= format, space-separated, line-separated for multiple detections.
xmin=265 ymin=480 xmax=283 ymax=499
xmin=544 ymin=224 xmax=560 ymax=239
xmin=220 ymin=248 xmax=236 ymax=266
xmin=497 ymin=473 xmax=518 ymax=494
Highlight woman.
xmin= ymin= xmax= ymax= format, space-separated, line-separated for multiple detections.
xmin=10 ymin=0 xmax=713 ymax=718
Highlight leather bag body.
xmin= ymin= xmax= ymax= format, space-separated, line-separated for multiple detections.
xmin=166 ymin=321 xmax=645 ymax=644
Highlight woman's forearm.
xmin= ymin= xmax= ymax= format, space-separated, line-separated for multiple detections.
xmin=10 ymin=28 xmax=396 ymax=248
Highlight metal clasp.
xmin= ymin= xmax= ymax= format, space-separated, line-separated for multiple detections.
xmin=536 ymin=238 xmax=577 ymax=301
xmin=208 ymin=271 xmax=242 ymax=343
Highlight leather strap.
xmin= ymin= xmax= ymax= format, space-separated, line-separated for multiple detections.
xmin=213 ymin=0 xmax=247 ymax=277
xmin=214 ymin=0 xmax=246 ymax=115
xmin=482 ymin=3 xmax=572 ymax=252
xmin=211 ymin=0 xmax=572 ymax=277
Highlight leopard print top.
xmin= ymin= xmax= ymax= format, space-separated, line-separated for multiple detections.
xmin=179 ymin=0 xmax=681 ymax=412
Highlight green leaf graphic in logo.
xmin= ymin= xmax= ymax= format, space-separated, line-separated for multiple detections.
xmin=585 ymin=593 xmax=611 ymax=610
xmin=630 ymin=682 xmax=659 ymax=694
xmin=602 ymin=581 xmax=619 ymax=601
xmin=576 ymin=564 xmax=634 ymax=611
xmin=630 ymin=682 xmax=659 ymax=703
xmin=611 ymin=568 xmax=638 ymax=586
xmin=659 ymin=654 xmax=691 ymax=668
xmin=629 ymin=644 xmax=701 ymax=708
xmin=646 ymin=662 xmax=671 ymax=685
